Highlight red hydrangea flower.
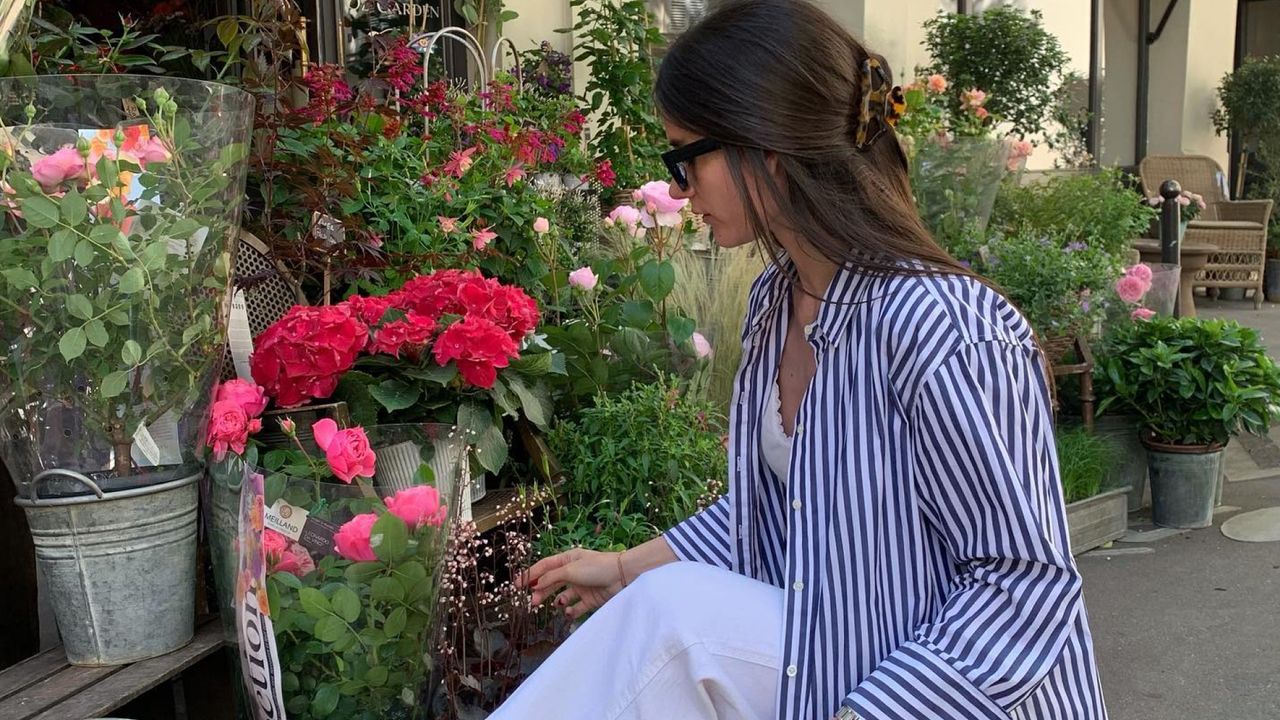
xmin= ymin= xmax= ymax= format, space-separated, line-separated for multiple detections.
xmin=341 ymin=294 xmax=395 ymax=327
xmin=369 ymin=313 xmax=437 ymax=358
xmin=432 ymin=316 xmax=520 ymax=389
xmin=456 ymin=276 xmax=540 ymax=342
xmin=389 ymin=269 xmax=480 ymax=319
xmin=250 ymin=305 xmax=368 ymax=408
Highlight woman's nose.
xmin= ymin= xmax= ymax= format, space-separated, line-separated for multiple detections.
xmin=669 ymin=177 xmax=693 ymax=200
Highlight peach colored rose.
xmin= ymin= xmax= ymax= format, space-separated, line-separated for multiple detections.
xmin=334 ymin=512 xmax=378 ymax=562
xmin=311 ymin=419 xmax=377 ymax=483
xmin=532 ymin=216 xmax=550 ymax=234
xmin=31 ymin=147 xmax=85 ymax=191
xmin=385 ymin=485 xmax=448 ymax=530
xmin=216 ymin=379 xmax=269 ymax=418
xmin=926 ymin=74 xmax=947 ymax=94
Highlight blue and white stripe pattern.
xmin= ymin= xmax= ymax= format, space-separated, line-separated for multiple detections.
xmin=664 ymin=260 xmax=1107 ymax=719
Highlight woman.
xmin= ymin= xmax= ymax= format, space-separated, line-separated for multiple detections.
xmin=492 ymin=1 xmax=1107 ymax=718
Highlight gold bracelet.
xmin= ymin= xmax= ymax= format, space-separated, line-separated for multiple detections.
xmin=616 ymin=550 xmax=628 ymax=588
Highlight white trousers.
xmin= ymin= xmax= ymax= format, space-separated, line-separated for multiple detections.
xmin=488 ymin=561 xmax=786 ymax=720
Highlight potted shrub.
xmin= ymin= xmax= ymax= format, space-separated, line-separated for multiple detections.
xmin=0 ymin=75 xmax=252 ymax=664
xmin=1056 ymin=426 xmax=1128 ymax=554
xmin=1096 ymin=316 xmax=1280 ymax=528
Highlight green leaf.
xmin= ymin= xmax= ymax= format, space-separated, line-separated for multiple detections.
xmin=638 ymin=260 xmax=676 ymax=303
xmin=58 ymin=327 xmax=86 ymax=361
xmin=118 ymin=267 xmax=145 ymax=293
xmin=368 ymin=378 xmax=421 ymax=412
xmin=364 ymin=665 xmax=389 ymax=688
xmin=343 ymin=561 xmax=382 ymax=583
xmin=84 ymin=319 xmax=108 ymax=348
xmin=100 ymin=370 xmax=129 ymax=398
xmin=474 ymin=420 xmax=508 ymax=474
xmin=370 ymin=513 xmax=408 ymax=562
xmin=506 ymin=375 xmax=552 ymax=429
xmin=298 ymin=586 xmax=331 ymax=619
xmin=2 ymin=268 xmax=38 ymax=290
xmin=20 ymin=196 xmax=60 ymax=228
xmin=60 ymin=190 xmax=87 ymax=225
xmin=49 ymin=229 xmax=76 ymax=262
xmin=330 ymin=585 xmax=360 ymax=623
xmin=667 ymin=314 xmax=695 ymax=345
xmin=370 ymin=576 xmax=405 ymax=603
xmin=121 ymin=339 xmax=142 ymax=365
xmin=311 ymin=684 xmax=340 ymax=717
xmin=313 ymin=613 xmax=348 ymax=643
xmin=509 ymin=351 xmax=553 ymax=375
xmin=216 ymin=17 xmax=239 ymax=48
xmin=381 ymin=602 xmax=407 ymax=635
xmin=66 ymin=294 xmax=93 ymax=320
xmin=73 ymin=239 xmax=94 ymax=266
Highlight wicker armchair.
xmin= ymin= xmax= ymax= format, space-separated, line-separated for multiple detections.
xmin=1139 ymin=154 xmax=1274 ymax=308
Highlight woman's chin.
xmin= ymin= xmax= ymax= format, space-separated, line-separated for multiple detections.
xmin=711 ymin=229 xmax=752 ymax=249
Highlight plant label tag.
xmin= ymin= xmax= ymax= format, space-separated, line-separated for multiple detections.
xmin=297 ymin=515 xmax=342 ymax=558
xmin=131 ymin=424 xmax=163 ymax=466
xmin=264 ymin=499 xmax=308 ymax=542
xmin=229 ymin=289 xmax=253 ymax=380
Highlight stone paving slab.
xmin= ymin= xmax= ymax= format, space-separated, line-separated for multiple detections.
xmin=1221 ymin=506 xmax=1280 ymax=543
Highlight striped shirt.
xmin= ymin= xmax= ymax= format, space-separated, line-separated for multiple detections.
xmin=664 ymin=260 xmax=1108 ymax=719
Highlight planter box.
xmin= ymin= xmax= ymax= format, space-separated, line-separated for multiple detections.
xmin=1066 ymin=486 xmax=1130 ymax=555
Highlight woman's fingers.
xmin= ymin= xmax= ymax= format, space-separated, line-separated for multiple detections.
xmin=529 ymin=565 xmax=574 ymax=605
xmin=554 ymin=586 xmax=580 ymax=609
xmin=520 ymin=549 xmax=577 ymax=589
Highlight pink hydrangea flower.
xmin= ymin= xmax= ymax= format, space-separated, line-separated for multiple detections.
xmin=568 ymin=266 xmax=598 ymax=292
xmin=311 ymin=419 xmax=377 ymax=483
xmin=385 ymin=485 xmax=448 ymax=530
xmin=334 ymin=513 xmax=378 ymax=562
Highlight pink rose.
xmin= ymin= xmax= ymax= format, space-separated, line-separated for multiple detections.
xmin=273 ymin=546 xmax=315 ymax=577
xmin=1131 ymin=307 xmax=1156 ymax=321
xmin=312 ymin=419 xmax=377 ymax=483
xmin=568 ymin=266 xmax=598 ymax=292
xmin=279 ymin=417 xmax=297 ymax=436
xmin=606 ymin=205 xmax=645 ymax=236
xmin=385 ymin=485 xmax=448 ymax=530
xmin=1114 ymin=274 xmax=1150 ymax=304
xmin=132 ymin=137 xmax=171 ymax=165
xmin=1126 ymin=264 xmax=1153 ymax=283
xmin=926 ymin=74 xmax=947 ymax=94
xmin=691 ymin=331 xmax=712 ymax=359
xmin=334 ymin=513 xmax=378 ymax=562
xmin=638 ymin=180 xmax=687 ymax=228
xmin=206 ymin=399 xmax=262 ymax=461
xmin=962 ymin=88 xmax=988 ymax=109
xmin=31 ymin=147 xmax=85 ymax=191
xmin=215 ymin=378 xmax=268 ymax=418
xmin=975 ymin=107 xmax=990 ymax=120
xmin=532 ymin=216 xmax=550 ymax=234
xmin=263 ymin=528 xmax=290 ymax=560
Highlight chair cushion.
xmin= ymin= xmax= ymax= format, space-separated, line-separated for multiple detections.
xmin=1187 ymin=220 xmax=1265 ymax=231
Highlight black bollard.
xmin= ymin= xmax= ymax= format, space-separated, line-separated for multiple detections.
xmin=1159 ymin=179 xmax=1182 ymax=266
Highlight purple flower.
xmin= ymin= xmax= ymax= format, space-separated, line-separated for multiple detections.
xmin=1065 ymin=241 xmax=1087 ymax=252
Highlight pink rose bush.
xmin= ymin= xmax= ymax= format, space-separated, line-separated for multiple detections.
xmin=568 ymin=266 xmax=599 ymax=292
xmin=333 ymin=512 xmax=379 ymax=562
xmin=312 ymin=418 xmax=377 ymax=483
xmin=384 ymin=485 xmax=447 ymax=530
xmin=1115 ymin=264 xmax=1156 ymax=321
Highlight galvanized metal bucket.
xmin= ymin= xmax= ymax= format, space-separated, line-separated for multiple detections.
xmin=15 ymin=469 xmax=199 ymax=666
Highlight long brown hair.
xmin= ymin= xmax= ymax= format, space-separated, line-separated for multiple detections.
xmin=654 ymin=0 xmax=974 ymax=287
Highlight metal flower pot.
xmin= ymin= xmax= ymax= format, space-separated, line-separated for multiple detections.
xmin=1143 ymin=436 xmax=1224 ymax=529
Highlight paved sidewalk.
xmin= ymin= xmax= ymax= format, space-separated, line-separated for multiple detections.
xmin=1080 ymin=296 xmax=1280 ymax=719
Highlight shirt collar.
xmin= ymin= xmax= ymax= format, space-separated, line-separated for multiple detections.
xmin=744 ymin=256 xmax=881 ymax=347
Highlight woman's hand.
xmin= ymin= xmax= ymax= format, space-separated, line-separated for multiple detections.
xmin=518 ymin=548 xmax=625 ymax=620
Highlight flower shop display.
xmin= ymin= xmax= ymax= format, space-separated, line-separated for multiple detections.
xmin=1055 ymin=426 xmax=1128 ymax=555
xmin=250 ymin=269 xmax=558 ymax=499
xmin=1096 ymin=316 xmax=1280 ymax=528
xmin=204 ymin=381 xmax=468 ymax=720
xmin=0 ymin=75 xmax=252 ymax=664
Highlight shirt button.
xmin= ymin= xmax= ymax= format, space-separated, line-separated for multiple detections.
xmin=795 ymin=425 xmax=803 ymax=436
xmin=793 ymin=581 xmax=804 ymax=592
xmin=792 ymin=498 xmax=802 ymax=510
xmin=803 ymin=323 xmax=815 ymax=338
xmin=786 ymin=665 xmax=798 ymax=677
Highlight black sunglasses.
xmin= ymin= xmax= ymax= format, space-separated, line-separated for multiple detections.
xmin=661 ymin=138 xmax=721 ymax=191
